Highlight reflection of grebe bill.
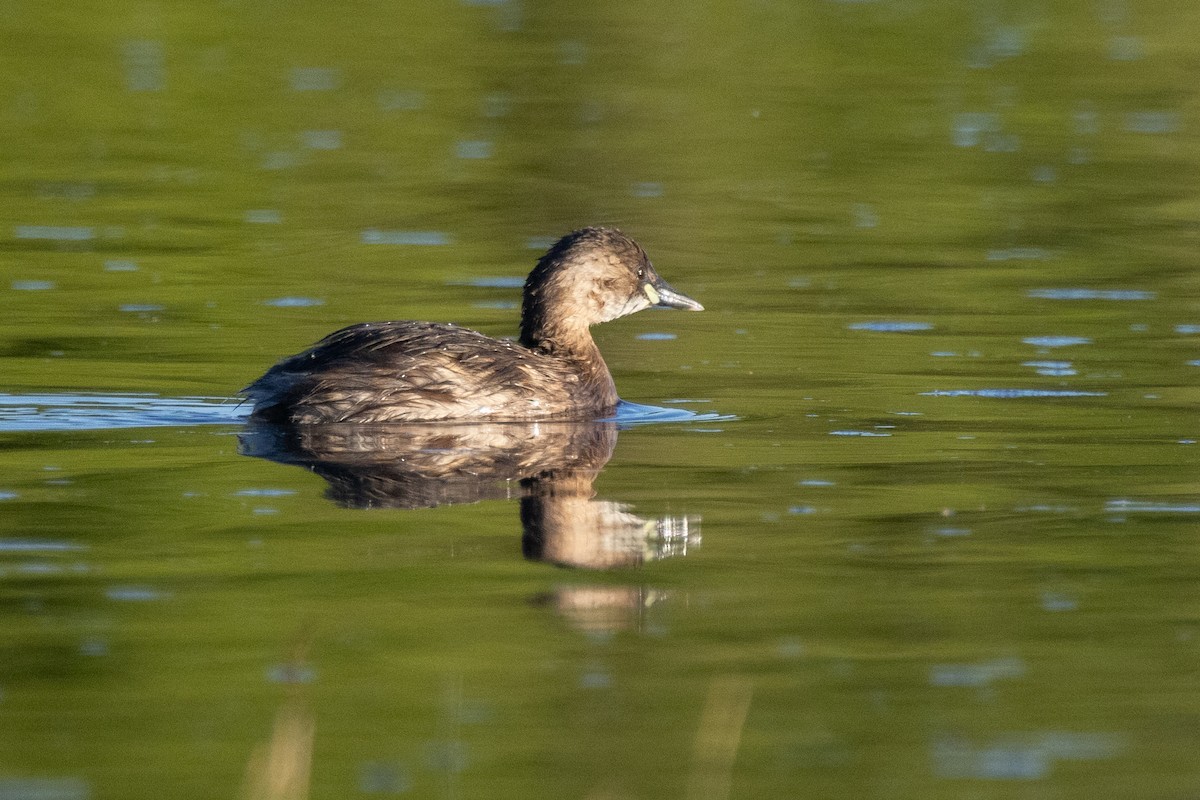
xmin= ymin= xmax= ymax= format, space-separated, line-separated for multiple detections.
xmin=531 ymin=585 xmax=671 ymax=634
xmin=522 ymin=499 xmax=700 ymax=569
xmin=238 ymin=420 xmax=701 ymax=571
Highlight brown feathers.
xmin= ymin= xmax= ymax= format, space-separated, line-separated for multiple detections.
xmin=242 ymin=227 xmax=702 ymax=423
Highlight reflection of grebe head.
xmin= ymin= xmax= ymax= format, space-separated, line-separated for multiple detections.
xmin=521 ymin=492 xmax=700 ymax=570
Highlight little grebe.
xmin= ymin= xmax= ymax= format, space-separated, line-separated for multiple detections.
xmin=242 ymin=227 xmax=703 ymax=423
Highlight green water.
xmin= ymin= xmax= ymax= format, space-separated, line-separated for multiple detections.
xmin=2 ymin=1 xmax=1199 ymax=798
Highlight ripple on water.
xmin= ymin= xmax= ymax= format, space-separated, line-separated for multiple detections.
xmin=612 ymin=400 xmax=730 ymax=425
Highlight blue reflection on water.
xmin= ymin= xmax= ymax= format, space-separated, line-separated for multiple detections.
xmin=0 ymin=393 xmax=247 ymax=432
xmin=611 ymin=400 xmax=729 ymax=426
xmin=106 ymin=585 xmax=171 ymax=602
xmin=300 ymin=130 xmax=342 ymax=150
xmin=263 ymin=297 xmax=324 ymax=307
xmin=830 ymin=430 xmax=892 ymax=437
xmin=0 ymin=778 xmax=90 ymax=800
xmin=987 ymin=247 xmax=1048 ymax=261
xmin=1125 ymin=111 xmax=1179 ymax=134
xmin=1106 ymin=499 xmax=1200 ymax=514
xmin=455 ymin=276 xmax=524 ymax=288
xmin=14 ymin=225 xmax=95 ymax=241
xmin=0 ymin=539 xmax=85 ymax=552
xmin=455 ymin=140 xmax=492 ymax=159
xmin=848 ymin=321 xmax=933 ymax=332
xmin=1028 ymin=288 xmax=1156 ymax=301
xmin=361 ymin=229 xmax=451 ymax=246
xmin=1022 ymin=360 xmax=1077 ymax=376
xmin=923 ymin=389 xmax=1106 ymax=398
xmin=1022 ymin=336 xmax=1092 ymax=348
xmin=245 ymin=209 xmax=283 ymax=224
xmin=929 ymin=656 xmax=1025 ymax=687
xmin=123 ymin=39 xmax=165 ymax=92
xmin=0 ymin=394 xmax=726 ymax=432
xmin=289 ymin=66 xmax=341 ymax=91
xmin=931 ymin=731 xmax=1123 ymax=780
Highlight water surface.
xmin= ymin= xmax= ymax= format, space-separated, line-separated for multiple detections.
xmin=2 ymin=2 xmax=1199 ymax=798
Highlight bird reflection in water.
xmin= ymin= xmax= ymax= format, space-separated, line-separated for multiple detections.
xmin=238 ymin=420 xmax=699 ymax=571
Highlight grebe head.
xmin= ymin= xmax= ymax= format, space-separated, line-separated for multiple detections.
xmin=519 ymin=227 xmax=702 ymax=350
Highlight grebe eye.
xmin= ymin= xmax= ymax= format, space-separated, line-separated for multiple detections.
xmin=636 ymin=267 xmax=645 ymax=279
